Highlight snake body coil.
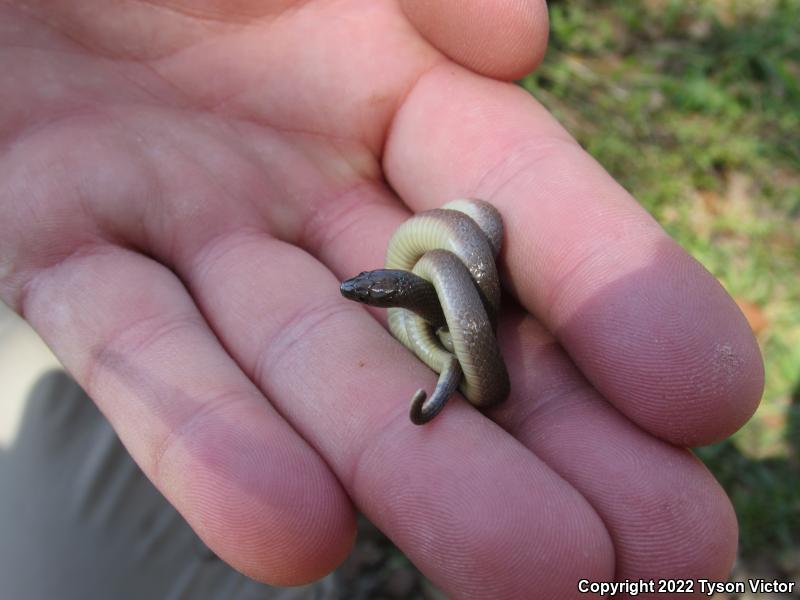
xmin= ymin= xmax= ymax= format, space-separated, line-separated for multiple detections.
xmin=340 ymin=199 xmax=509 ymax=424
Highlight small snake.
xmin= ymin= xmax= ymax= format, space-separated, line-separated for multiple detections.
xmin=340 ymin=199 xmax=509 ymax=425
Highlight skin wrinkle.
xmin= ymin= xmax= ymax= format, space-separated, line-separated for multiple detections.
xmin=153 ymin=31 xmax=282 ymax=113
xmin=183 ymin=10 xmax=397 ymax=118
xmin=2 ymin=109 xmax=227 ymax=276
xmin=9 ymin=3 xmax=435 ymax=161
xmin=147 ymin=386 xmax=264 ymax=483
xmin=128 ymin=60 xmax=203 ymax=108
xmin=8 ymin=3 xmax=105 ymax=58
xmin=184 ymin=227 xmax=269 ymax=298
xmin=135 ymin=0 xmax=278 ymax=25
xmin=506 ymin=383 xmax=598 ymax=441
xmin=234 ymin=127 xmax=386 ymax=245
xmin=10 ymin=3 xmax=288 ymax=112
xmin=382 ymin=74 xmax=577 ymax=220
xmin=84 ymin=309 xmax=208 ymax=412
xmin=112 ymin=120 xmax=263 ymax=264
xmin=298 ymin=182 xmax=382 ymax=255
xmin=251 ymin=296 xmax=364 ymax=399
xmin=143 ymin=122 xmax=245 ymax=223
xmin=8 ymin=115 xmax=152 ymax=260
xmin=345 ymin=397 xmax=428 ymax=496
xmin=541 ymin=237 xmax=627 ymax=328
xmin=335 ymin=347 xmax=424 ymax=479
xmin=3 ymin=96 xmax=130 ymax=159
xmin=475 ymin=147 xmax=663 ymax=322
xmin=472 ymin=135 xmax=579 ymax=207
xmin=183 ymin=230 xmax=270 ymax=315
xmin=239 ymin=123 xmax=375 ymax=167
xmin=343 ymin=3 xmax=445 ymax=155
xmin=380 ymin=58 xmax=450 ymax=163
xmin=153 ymin=396 xmax=345 ymax=583
xmin=199 ymin=75 xmax=271 ymax=116
xmin=13 ymin=240 xmax=115 ymax=315
xmin=21 ymin=253 xmax=197 ymax=416
xmin=138 ymin=3 xmax=432 ymax=155
xmin=1 ymin=107 xmax=93 ymax=163
xmin=74 ymin=113 xmax=181 ymax=259
xmin=17 ymin=0 xmax=240 ymax=60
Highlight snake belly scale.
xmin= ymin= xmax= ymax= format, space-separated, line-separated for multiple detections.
xmin=340 ymin=199 xmax=509 ymax=424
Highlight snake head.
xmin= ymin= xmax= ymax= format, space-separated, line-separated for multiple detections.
xmin=341 ymin=269 xmax=445 ymax=327
xmin=340 ymin=269 xmax=410 ymax=307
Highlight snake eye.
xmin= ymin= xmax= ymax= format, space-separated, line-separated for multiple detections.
xmin=370 ymin=290 xmax=395 ymax=302
xmin=368 ymin=283 xmax=395 ymax=300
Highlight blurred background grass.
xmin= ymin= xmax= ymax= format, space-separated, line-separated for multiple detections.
xmin=518 ymin=0 xmax=799 ymax=582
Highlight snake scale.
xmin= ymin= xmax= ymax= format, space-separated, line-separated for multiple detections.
xmin=340 ymin=199 xmax=509 ymax=424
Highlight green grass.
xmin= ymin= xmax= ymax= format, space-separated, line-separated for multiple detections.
xmin=519 ymin=0 xmax=800 ymax=573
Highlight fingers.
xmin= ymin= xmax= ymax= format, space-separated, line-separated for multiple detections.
xmin=399 ymin=0 xmax=549 ymax=80
xmin=382 ymin=65 xmax=764 ymax=446
xmin=18 ymin=246 xmax=356 ymax=585
xmin=301 ymin=185 xmax=739 ymax=586
xmin=491 ymin=310 xmax=738 ymax=585
xmin=180 ymin=227 xmax=614 ymax=597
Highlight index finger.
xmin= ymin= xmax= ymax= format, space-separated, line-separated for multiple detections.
xmin=383 ymin=66 xmax=763 ymax=446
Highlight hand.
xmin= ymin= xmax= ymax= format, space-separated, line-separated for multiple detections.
xmin=0 ymin=1 xmax=763 ymax=597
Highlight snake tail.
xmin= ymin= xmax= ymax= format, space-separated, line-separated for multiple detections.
xmin=409 ymin=356 xmax=463 ymax=425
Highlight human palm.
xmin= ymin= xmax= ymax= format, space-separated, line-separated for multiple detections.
xmin=0 ymin=1 xmax=763 ymax=597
